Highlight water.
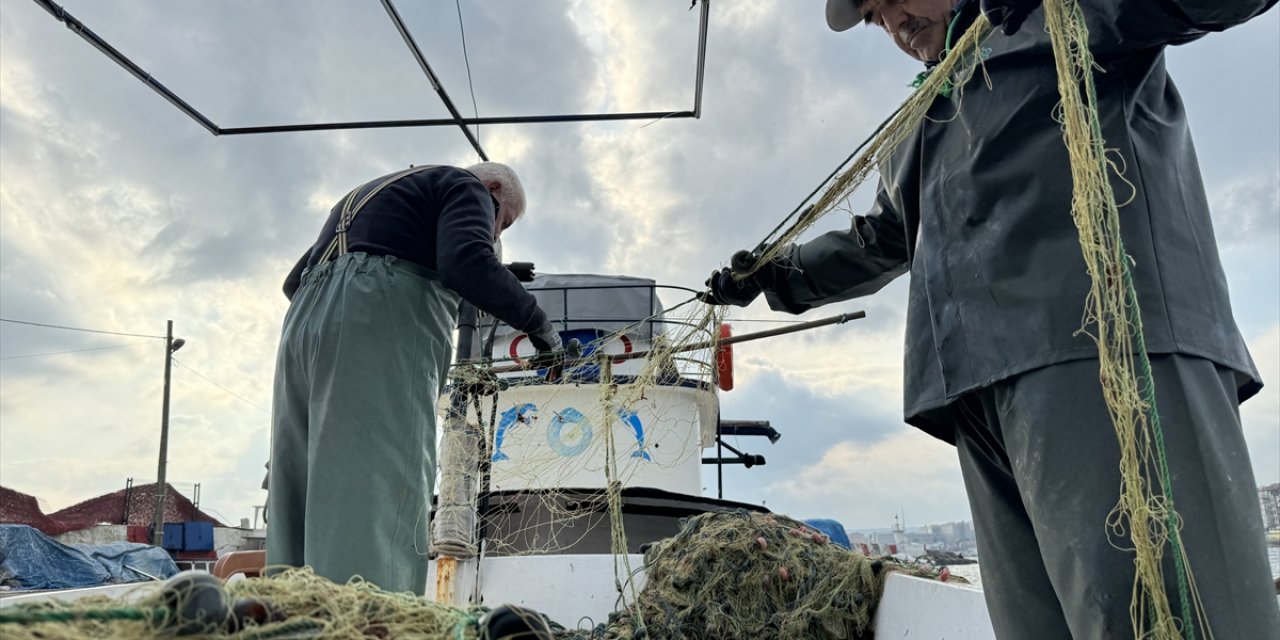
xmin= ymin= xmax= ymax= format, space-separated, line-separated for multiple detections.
xmin=945 ymin=562 xmax=983 ymax=588
xmin=942 ymin=546 xmax=1279 ymax=592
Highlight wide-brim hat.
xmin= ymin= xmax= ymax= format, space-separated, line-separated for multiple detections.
xmin=826 ymin=0 xmax=864 ymax=31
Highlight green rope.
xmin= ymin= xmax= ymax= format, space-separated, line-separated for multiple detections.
xmin=1074 ymin=0 xmax=1194 ymax=631
xmin=454 ymin=610 xmax=481 ymax=640
xmin=909 ymin=9 xmax=967 ymax=97
xmin=0 ymin=606 xmax=166 ymax=625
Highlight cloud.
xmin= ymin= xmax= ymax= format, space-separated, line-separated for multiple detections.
xmin=766 ymin=432 xmax=970 ymax=529
xmin=2 ymin=0 xmax=1277 ymax=531
xmin=1241 ymin=324 xmax=1280 ymax=485
xmin=1208 ymin=167 xmax=1280 ymax=249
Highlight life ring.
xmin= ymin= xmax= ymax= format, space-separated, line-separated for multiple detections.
xmin=509 ymin=334 xmax=528 ymax=367
xmin=510 ymin=331 xmax=633 ymax=366
xmin=611 ymin=334 xmax=633 ymax=365
xmin=716 ymin=323 xmax=733 ymax=391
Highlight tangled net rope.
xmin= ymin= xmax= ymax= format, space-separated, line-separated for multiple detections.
xmin=561 ymin=510 xmax=952 ymax=640
xmin=0 ymin=568 xmax=481 ymax=640
xmin=1042 ymin=1 xmax=1199 ymax=638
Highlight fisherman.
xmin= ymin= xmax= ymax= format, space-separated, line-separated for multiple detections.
xmin=702 ymin=0 xmax=1280 ymax=636
xmin=267 ymin=162 xmax=563 ymax=595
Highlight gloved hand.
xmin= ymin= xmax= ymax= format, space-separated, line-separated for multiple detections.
xmin=698 ymin=267 xmax=765 ymax=307
xmin=980 ymin=0 xmax=1041 ymax=36
xmin=527 ymin=325 xmax=562 ymax=353
xmin=526 ymin=325 xmax=563 ymax=369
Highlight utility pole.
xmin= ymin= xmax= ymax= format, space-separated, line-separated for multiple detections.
xmin=151 ymin=320 xmax=184 ymax=547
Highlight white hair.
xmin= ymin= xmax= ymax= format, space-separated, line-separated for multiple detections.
xmin=466 ymin=161 xmax=526 ymax=220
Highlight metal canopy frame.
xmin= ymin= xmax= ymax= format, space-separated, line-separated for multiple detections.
xmin=34 ymin=0 xmax=712 ymax=161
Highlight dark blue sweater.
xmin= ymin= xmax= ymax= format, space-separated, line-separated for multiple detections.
xmin=284 ymin=165 xmax=548 ymax=335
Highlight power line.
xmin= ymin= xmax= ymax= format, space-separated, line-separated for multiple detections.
xmin=0 ymin=341 xmax=153 ymax=361
xmin=0 ymin=318 xmax=166 ymax=340
xmin=172 ymin=358 xmax=270 ymax=415
xmin=454 ymin=0 xmax=480 ymax=148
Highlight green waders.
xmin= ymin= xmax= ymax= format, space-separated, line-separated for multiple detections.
xmin=266 ymin=252 xmax=458 ymax=594
xmin=954 ymin=354 xmax=1279 ymax=639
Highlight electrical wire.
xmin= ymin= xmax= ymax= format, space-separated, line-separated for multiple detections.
xmin=0 ymin=318 xmax=165 ymax=340
xmin=171 ymin=357 xmax=270 ymax=414
xmin=455 ymin=0 xmax=480 ymax=148
xmin=0 ymin=341 xmax=152 ymax=361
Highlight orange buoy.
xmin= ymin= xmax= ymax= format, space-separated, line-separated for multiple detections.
xmin=716 ymin=323 xmax=734 ymax=391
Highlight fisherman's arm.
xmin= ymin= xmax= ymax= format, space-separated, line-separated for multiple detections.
xmin=1141 ymin=0 xmax=1276 ymax=30
xmin=434 ymin=171 xmax=553 ymax=339
xmin=1051 ymin=0 xmax=1277 ymax=50
xmin=764 ymin=185 xmax=911 ymax=314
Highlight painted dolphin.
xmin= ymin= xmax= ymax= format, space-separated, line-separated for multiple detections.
xmin=492 ymin=402 xmax=538 ymax=462
xmin=617 ymin=409 xmax=651 ymax=461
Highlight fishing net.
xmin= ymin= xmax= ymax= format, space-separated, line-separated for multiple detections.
xmin=562 ymin=509 xmax=955 ymax=640
xmin=0 ymin=516 xmax=955 ymax=640
xmin=1042 ymin=2 xmax=1200 ymax=637
xmin=0 ymin=568 xmax=483 ymax=640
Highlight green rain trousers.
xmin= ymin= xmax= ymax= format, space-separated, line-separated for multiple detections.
xmin=266 ymin=252 xmax=458 ymax=594
xmin=954 ymin=354 xmax=1279 ymax=639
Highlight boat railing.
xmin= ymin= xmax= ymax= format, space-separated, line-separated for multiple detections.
xmin=483 ymin=283 xmax=718 ymax=386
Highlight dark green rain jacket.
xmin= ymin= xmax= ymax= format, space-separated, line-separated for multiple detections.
xmin=765 ymin=0 xmax=1273 ymax=443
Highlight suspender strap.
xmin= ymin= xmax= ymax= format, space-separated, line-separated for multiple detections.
xmin=317 ymin=165 xmax=440 ymax=264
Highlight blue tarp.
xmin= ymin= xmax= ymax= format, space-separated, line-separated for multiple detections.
xmin=804 ymin=518 xmax=853 ymax=550
xmin=0 ymin=524 xmax=178 ymax=590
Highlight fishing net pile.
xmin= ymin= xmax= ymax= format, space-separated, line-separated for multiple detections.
xmin=0 ymin=515 xmax=953 ymax=640
xmin=0 ymin=568 xmax=484 ymax=639
xmin=564 ymin=510 xmax=950 ymax=640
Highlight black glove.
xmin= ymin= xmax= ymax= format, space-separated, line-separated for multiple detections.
xmin=698 ymin=268 xmax=764 ymax=307
xmin=526 ymin=326 xmax=563 ymax=368
xmin=980 ymin=0 xmax=1040 ymax=36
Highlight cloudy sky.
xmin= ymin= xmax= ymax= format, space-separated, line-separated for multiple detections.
xmin=1 ymin=1 xmax=1276 ymax=534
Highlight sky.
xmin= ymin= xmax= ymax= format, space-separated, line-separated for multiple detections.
xmin=1 ymin=1 xmax=1276 ymax=533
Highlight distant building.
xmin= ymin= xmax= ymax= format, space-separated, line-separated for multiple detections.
xmin=927 ymin=521 xmax=973 ymax=545
xmin=1259 ymin=483 xmax=1280 ymax=531
xmin=0 ymin=482 xmax=223 ymax=536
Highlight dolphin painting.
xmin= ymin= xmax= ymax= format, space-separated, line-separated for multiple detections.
xmin=492 ymin=402 xmax=539 ymax=462
xmin=617 ymin=409 xmax=651 ymax=461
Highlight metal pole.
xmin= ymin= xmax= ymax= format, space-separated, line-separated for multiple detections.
xmin=435 ymin=302 xmax=479 ymax=604
xmin=379 ymin=0 xmax=488 ymax=160
xmin=152 ymin=320 xmax=174 ymax=547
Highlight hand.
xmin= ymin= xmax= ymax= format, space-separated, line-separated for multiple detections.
xmin=698 ymin=267 xmax=765 ymax=307
xmin=980 ymin=0 xmax=1041 ymax=36
xmin=525 ymin=328 xmax=572 ymax=380
xmin=527 ymin=326 xmax=562 ymax=353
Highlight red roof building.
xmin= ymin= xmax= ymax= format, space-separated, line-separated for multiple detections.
xmin=48 ymin=482 xmax=225 ymax=531
xmin=0 ymin=486 xmax=71 ymax=536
